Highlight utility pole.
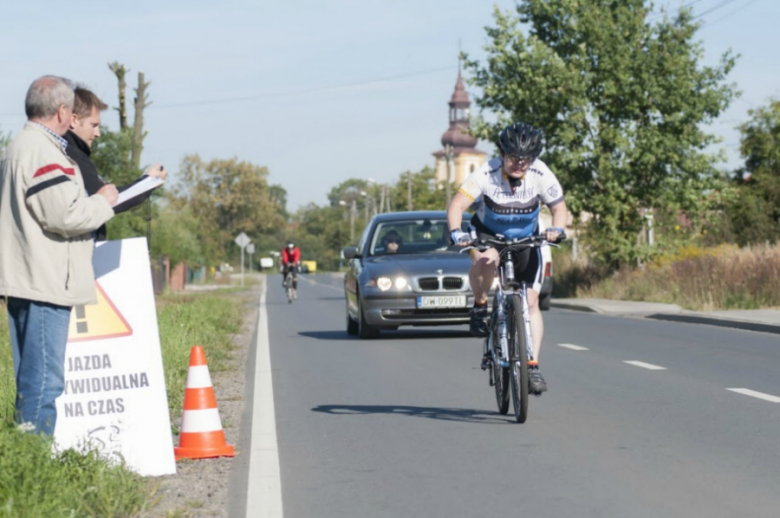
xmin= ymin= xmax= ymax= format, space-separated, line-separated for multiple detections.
xmin=350 ymin=199 xmax=357 ymax=242
xmin=407 ymin=171 xmax=412 ymax=211
xmin=444 ymin=144 xmax=454 ymax=206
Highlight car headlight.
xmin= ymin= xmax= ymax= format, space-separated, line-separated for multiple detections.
xmin=377 ymin=277 xmax=393 ymax=291
xmin=367 ymin=276 xmax=409 ymax=291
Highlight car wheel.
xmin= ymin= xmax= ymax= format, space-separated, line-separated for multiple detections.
xmin=346 ymin=299 xmax=358 ymax=335
xmin=357 ymin=293 xmax=379 ymax=339
xmin=539 ymin=293 xmax=551 ymax=311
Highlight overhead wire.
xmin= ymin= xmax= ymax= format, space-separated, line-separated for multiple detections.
xmin=0 ymin=65 xmax=458 ymax=116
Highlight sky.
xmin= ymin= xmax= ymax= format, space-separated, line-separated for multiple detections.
xmin=1 ymin=0 xmax=777 ymax=211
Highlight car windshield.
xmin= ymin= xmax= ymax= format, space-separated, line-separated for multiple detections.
xmin=370 ymin=218 xmax=456 ymax=256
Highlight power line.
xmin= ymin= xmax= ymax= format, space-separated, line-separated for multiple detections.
xmin=693 ymin=0 xmax=740 ymax=19
xmin=0 ymin=65 xmax=459 ymax=117
xmin=700 ymin=0 xmax=760 ymax=27
xmin=152 ymin=65 xmax=457 ymax=110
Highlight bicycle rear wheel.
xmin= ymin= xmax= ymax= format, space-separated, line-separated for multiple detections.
xmin=490 ymin=302 xmax=510 ymax=415
xmin=508 ymin=297 xmax=529 ymax=423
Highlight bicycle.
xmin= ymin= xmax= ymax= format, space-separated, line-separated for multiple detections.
xmin=461 ymin=234 xmax=561 ymax=423
xmin=283 ymin=265 xmax=298 ymax=304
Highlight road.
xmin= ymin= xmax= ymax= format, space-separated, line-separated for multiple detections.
xmin=238 ymin=274 xmax=780 ymax=518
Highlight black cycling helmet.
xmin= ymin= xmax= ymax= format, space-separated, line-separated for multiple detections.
xmin=498 ymin=122 xmax=544 ymax=159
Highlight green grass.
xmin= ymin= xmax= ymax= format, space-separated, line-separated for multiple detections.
xmin=156 ymin=292 xmax=243 ymax=422
xmin=0 ymin=287 xmax=245 ymax=516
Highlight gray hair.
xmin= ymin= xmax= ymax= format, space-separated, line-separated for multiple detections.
xmin=25 ymin=75 xmax=75 ymax=120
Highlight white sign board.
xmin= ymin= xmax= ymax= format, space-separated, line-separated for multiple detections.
xmin=234 ymin=232 xmax=250 ymax=248
xmin=246 ymin=243 xmax=255 ymax=255
xmin=54 ymin=238 xmax=176 ymax=476
xmin=260 ymin=257 xmax=274 ymax=268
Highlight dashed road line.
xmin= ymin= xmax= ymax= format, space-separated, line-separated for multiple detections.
xmin=558 ymin=343 xmax=589 ymax=351
xmin=623 ymin=360 xmax=667 ymax=370
xmin=726 ymin=388 xmax=780 ymax=403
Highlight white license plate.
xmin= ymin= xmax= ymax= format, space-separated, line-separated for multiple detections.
xmin=417 ymin=295 xmax=467 ymax=308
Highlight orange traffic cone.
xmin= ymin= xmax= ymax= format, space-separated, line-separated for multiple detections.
xmin=174 ymin=346 xmax=235 ymax=460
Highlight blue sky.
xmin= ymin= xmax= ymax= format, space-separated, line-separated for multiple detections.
xmin=0 ymin=0 xmax=777 ymax=210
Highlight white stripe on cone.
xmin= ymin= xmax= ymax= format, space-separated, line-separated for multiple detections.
xmin=180 ymin=408 xmax=224 ymax=433
xmin=185 ymin=365 xmax=213 ymax=388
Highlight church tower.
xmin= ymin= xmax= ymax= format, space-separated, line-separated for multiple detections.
xmin=433 ymin=66 xmax=486 ymax=188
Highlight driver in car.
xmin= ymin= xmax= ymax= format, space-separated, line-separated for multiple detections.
xmin=380 ymin=230 xmax=403 ymax=254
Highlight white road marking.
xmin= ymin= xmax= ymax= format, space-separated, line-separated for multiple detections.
xmin=558 ymin=343 xmax=589 ymax=351
xmin=727 ymin=388 xmax=780 ymax=403
xmin=246 ymin=279 xmax=284 ymax=518
xmin=623 ymin=360 xmax=667 ymax=370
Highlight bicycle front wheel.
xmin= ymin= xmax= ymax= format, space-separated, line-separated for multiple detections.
xmin=490 ymin=299 xmax=509 ymax=415
xmin=288 ymin=286 xmax=294 ymax=304
xmin=508 ymin=297 xmax=529 ymax=423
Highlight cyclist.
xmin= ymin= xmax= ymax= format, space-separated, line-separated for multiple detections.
xmin=281 ymin=241 xmax=301 ymax=291
xmin=447 ymin=122 xmax=568 ymax=394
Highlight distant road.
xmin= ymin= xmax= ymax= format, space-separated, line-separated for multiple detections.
xmin=243 ymin=272 xmax=780 ymax=517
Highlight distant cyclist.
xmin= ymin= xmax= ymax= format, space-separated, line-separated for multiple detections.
xmin=447 ymin=122 xmax=568 ymax=394
xmin=281 ymin=241 xmax=301 ymax=290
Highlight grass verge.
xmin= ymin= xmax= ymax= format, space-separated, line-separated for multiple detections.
xmin=0 ymin=287 xmax=245 ymax=516
xmin=554 ymin=242 xmax=780 ymax=310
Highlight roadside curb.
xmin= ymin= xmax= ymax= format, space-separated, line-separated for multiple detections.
xmin=646 ymin=313 xmax=780 ymax=335
xmin=550 ymin=301 xmax=599 ymax=313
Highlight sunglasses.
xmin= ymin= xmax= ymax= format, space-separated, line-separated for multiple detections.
xmin=385 ymin=238 xmax=401 ymax=244
xmin=505 ymin=154 xmax=533 ymax=165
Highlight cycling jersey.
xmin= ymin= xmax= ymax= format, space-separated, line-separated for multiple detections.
xmin=457 ymin=157 xmax=564 ymax=240
xmin=282 ymin=247 xmax=300 ymax=265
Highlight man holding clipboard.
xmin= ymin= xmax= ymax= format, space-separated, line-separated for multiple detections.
xmin=65 ymin=86 xmax=166 ymax=242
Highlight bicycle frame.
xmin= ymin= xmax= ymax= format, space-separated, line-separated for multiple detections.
xmin=490 ymin=250 xmax=534 ymax=369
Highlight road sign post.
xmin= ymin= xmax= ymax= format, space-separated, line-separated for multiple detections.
xmin=234 ymin=232 xmax=251 ymax=286
xmin=246 ymin=243 xmax=255 ymax=274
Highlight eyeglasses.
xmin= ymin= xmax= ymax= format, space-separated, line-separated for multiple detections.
xmin=505 ymin=154 xmax=533 ymax=166
xmin=386 ymin=239 xmax=401 ymax=244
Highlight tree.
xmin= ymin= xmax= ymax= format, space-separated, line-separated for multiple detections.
xmin=89 ymin=125 xmax=150 ymax=240
xmin=172 ymin=155 xmax=287 ymax=265
xmin=464 ymin=0 xmax=737 ymax=267
xmin=723 ymin=99 xmax=780 ymax=245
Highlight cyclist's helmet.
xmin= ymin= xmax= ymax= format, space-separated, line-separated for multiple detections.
xmin=287 ymin=242 xmax=294 ymax=249
xmin=498 ymin=122 xmax=544 ymax=159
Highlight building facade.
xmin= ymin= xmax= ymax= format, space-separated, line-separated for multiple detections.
xmin=433 ymin=70 xmax=486 ymax=188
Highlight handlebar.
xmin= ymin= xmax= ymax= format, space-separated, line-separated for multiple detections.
xmin=458 ymin=233 xmax=565 ymax=254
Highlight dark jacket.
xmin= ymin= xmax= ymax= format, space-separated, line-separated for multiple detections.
xmin=64 ymin=130 xmax=152 ymax=241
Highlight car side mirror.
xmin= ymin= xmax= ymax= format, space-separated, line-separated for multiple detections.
xmin=342 ymin=246 xmax=361 ymax=260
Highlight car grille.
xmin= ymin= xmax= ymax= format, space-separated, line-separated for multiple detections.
xmin=417 ymin=276 xmax=465 ymax=291
xmin=418 ymin=277 xmax=440 ymax=290
xmin=442 ymin=277 xmax=463 ymax=290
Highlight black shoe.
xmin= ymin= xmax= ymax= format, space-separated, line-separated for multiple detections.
xmin=528 ymin=367 xmax=547 ymax=394
xmin=469 ymin=305 xmax=489 ymax=337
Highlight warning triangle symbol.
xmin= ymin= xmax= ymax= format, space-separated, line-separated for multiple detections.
xmin=67 ymin=282 xmax=133 ymax=343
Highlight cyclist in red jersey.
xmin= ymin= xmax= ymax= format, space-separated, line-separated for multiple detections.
xmin=281 ymin=241 xmax=301 ymax=290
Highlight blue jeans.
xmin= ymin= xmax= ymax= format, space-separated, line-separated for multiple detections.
xmin=7 ymin=297 xmax=71 ymax=436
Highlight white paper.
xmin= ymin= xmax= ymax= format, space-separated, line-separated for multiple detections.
xmin=116 ymin=176 xmax=164 ymax=205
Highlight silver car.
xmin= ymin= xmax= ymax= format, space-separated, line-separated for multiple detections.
xmin=343 ymin=211 xmax=477 ymax=339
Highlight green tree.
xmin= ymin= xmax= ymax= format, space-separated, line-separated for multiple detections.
xmin=389 ymin=166 xmax=454 ymax=212
xmin=172 ymin=155 xmax=286 ymax=265
xmin=725 ymin=99 xmax=780 ymax=245
xmin=90 ymin=126 xmax=152 ymax=240
xmin=465 ymin=0 xmax=737 ymax=267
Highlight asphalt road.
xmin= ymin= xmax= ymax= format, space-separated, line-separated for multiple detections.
xmin=258 ymin=273 xmax=780 ymax=518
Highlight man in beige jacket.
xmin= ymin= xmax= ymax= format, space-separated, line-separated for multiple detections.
xmin=0 ymin=76 xmax=118 ymax=435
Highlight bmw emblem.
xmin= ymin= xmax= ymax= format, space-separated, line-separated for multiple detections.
xmin=436 ymin=269 xmax=444 ymax=275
